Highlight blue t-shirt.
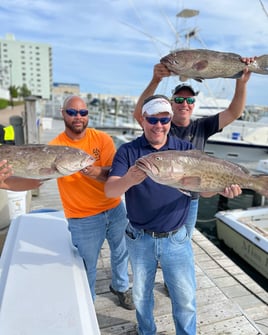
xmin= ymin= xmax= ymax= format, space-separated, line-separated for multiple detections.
xmin=109 ymin=134 xmax=194 ymax=232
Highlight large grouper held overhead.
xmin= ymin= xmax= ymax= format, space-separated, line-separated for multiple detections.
xmin=160 ymin=48 xmax=268 ymax=82
xmin=135 ymin=149 xmax=268 ymax=198
xmin=0 ymin=144 xmax=95 ymax=180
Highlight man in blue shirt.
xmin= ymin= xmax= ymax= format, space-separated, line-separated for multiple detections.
xmin=105 ymin=95 xmax=241 ymax=335
xmin=133 ymin=61 xmax=252 ymax=239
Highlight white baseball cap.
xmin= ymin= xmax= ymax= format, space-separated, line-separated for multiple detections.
xmin=142 ymin=97 xmax=173 ymax=116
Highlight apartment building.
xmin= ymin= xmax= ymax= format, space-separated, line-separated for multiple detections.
xmin=0 ymin=33 xmax=53 ymax=100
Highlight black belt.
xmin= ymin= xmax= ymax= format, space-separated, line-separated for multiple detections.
xmin=144 ymin=229 xmax=179 ymax=238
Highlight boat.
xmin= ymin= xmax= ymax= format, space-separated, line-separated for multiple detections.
xmin=215 ymin=206 xmax=268 ymax=279
xmin=0 ymin=211 xmax=101 ymax=334
xmin=204 ymin=109 xmax=268 ymax=164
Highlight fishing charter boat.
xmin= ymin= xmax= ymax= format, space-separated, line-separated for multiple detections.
xmin=0 ymin=211 xmax=101 ymax=334
xmin=215 ymin=206 xmax=268 ymax=280
xmin=204 ymin=115 xmax=268 ymax=164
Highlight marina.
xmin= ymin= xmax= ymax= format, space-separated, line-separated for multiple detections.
xmin=0 ymin=2 xmax=268 ymax=333
xmin=0 ymin=117 xmax=267 ymax=334
xmin=204 ymin=118 xmax=268 ymax=165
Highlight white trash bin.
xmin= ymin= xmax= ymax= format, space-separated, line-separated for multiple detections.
xmin=6 ymin=191 xmax=27 ymax=220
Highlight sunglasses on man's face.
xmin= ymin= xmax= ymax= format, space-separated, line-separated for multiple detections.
xmin=172 ymin=97 xmax=195 ymax=105
xmin=65 ymin=108 xmax=89 ymax=117
xmin=145 ymin=117 xmax=171 ymax=125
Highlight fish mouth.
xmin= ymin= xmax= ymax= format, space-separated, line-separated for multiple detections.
xmin=83 ymin=156 xmax=95 ymax=168
xmin=56 ymin=155 xmax=95 ymax=175
xmin=161 ymin=55 xmax=173 ymax=65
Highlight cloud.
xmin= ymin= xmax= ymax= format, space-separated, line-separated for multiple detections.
xmin=0 ymin=0 xmax=268 ymax=105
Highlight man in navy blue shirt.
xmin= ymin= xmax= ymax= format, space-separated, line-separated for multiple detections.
xmin=105 ymin=95 xmax=241 ymax=335
xmin=133 ymin=61 xmax=252 ymax=239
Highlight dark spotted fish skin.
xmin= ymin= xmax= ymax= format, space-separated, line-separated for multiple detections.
xmin=0 ymin=144 xmax=95 ymax=179
xmin=136 ymin=149 xmax=268 ymax=197
xmin=160 ymin=48 xmax=268 ymax=82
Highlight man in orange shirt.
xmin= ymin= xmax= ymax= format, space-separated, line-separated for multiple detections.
xmin=49 ymin=95 xmax=134 ymax=310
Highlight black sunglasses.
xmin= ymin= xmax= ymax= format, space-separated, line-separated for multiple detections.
xmin=172 ymin=97 xmax=195 ymax=104
xmin=65 ymin=108 xmax=89 ymax=117
xmin=145 ymin=117 xmax=171 ymax=125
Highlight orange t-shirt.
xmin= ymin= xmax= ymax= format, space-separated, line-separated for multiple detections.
xmin=49 ymin=128 xmax=120 ymax=218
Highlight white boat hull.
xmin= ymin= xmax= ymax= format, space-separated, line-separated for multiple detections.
xmin=205 ymin=119 xmax=268 ymax=165
xmin=205 ymin=140 xmax=268 ymax=165
xmin=215 ymin=207 xmax=268 ymax=279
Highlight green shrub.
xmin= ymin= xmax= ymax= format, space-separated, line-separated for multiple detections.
xmin=0 ymin=99 xmax=9 ymax=109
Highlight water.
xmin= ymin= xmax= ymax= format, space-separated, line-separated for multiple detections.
xmin=196 ymin=191 xmax=268 ymax=292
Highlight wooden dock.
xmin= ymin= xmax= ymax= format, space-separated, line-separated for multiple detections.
xmin=29 ymin=178 xmax=268 ymax=334
xmin=1 ymin=117 xmax=267 ymax=334
xmin=26 ymin=119 xmax=268 ymax=335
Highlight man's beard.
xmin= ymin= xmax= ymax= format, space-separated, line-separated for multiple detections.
xmin=64 ymin=119 xmax=88 ymax=134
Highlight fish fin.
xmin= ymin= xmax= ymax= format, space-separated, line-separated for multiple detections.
xmin=229 ymin=71 xmax=244 ymax=79
xmin=179 ymin=176 xmax=202 ymax=188
xmin=39 ymin=167 xmax=58 ymax=176
xmin=178 ymin=189 xmax=192 ymax=197
xmin=254 ymin=175 xmax=268 ymax=197
xmin=251 ymin=55 xmax=268 ymax=74
xmin=193 ymin=60 xmax=208 ymax=71
xmin=194 ymin=78 xmax=203 ymax=83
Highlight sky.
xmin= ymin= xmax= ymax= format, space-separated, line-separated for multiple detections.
xmin=0 ymin=0 xmax=268 ymax=106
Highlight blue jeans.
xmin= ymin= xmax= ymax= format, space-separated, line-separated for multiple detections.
xmin=68 ymin=201 xmax=129 ymax=301
xmin=184 ymin=199 xmax=199 ymax=239
xmin=126 ymin=224 xmax=196 ymax=335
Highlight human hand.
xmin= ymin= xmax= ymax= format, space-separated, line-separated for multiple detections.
xmin=238 ymin=56 xmax=257 ymax=83
xmin=0 ymin=160 xmax=13 ymax=183
xmin=219 ymin=184 xmax=242 ymax=198
xmin=153 ymin=63 xmax=171 ymax=81
xmin=240 ymin=56 xmax=256 ymax=65
xmin=237 ymin=61 xmax=255 ymax=85
xmin=81 ymin=165 xmax=111 ymax=182
xmin=81 ymin=165 xmax=95 ymax=177
xmin=126 ymin=165 xmax=147 ymax=186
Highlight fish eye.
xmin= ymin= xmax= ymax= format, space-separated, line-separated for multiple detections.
xmin=155 ymin=156 xmax=162 ymax=161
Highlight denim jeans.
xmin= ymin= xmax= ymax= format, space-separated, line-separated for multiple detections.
xmin=184 ymin=199 xmax=199 ymax=239
xmin=68 ymin=201 xmax=129 ymax=301
xmin=126 ymin=224 xmax=196 ymax=335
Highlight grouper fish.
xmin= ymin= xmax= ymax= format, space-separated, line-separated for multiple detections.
xmin=0 ymin=144 xmax=95 ymax=179
xmin=160 ymin=48 xmax=268 ymax=82
xmin=135 ymin=150 xmax=268 ymax=197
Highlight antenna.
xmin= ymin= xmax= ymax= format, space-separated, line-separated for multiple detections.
xmin=259 ymin=0 xmax=268 ymax=18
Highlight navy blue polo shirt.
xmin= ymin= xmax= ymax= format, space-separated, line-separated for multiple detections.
xmin=109 ymin=134 xmax=194 ymax=232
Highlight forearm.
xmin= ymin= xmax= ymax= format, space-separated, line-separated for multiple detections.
xmin=218 ymin=69 xmax=250 ymax=129
xmin=2 ymin=177 xmax=43 ymax=191
xmin=133 ymin=77 xmax=161 ymax=126
xmin=229 ymin=79 xmax=247 ymax=117
xmin=82 ymin=166 xmax=111 ymax=182
xmin=218 ymin=81 xmax=246 ymax=129
xmin=105 ymin=175 xmax=136 ymax=198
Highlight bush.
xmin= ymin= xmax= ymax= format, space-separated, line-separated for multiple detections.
xmin=0 ymin=99 xmax=9 ymax=109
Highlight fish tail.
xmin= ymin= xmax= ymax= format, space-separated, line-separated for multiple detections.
xmin=253 ymin=175 xmax=268 ymax=197
xmin=251 ymin=55 xmax=268 ymax=74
